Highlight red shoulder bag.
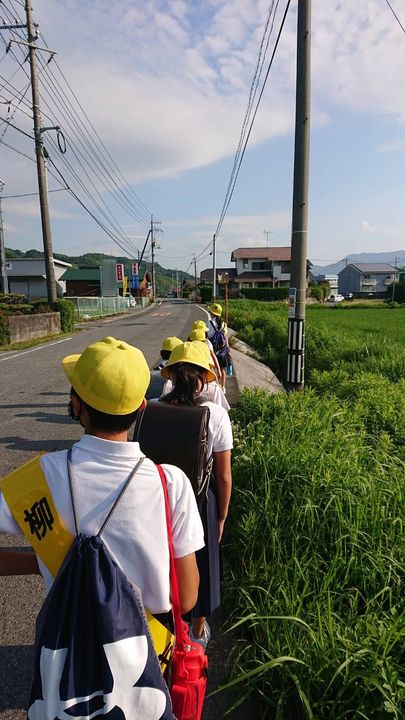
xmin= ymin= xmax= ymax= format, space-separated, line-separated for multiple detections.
xmin=157 ymin=465 xmax=208 ymax=720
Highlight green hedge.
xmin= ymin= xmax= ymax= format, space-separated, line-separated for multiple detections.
xmin=51 ymin=299 xmax=76 ymax=332
xmin=385 ymin=281 xmax=405 ymax=303
xmin=199 ymin=284 xmax=212 ymax=303
xmin=241 ymin=287 xmax=289 ymax=301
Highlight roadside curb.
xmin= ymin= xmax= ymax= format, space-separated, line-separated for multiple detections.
xmin=227 ymin=328 xmax=284 ymax=406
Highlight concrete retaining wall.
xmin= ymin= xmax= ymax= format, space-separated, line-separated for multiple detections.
xmin=8 ymin=312 xmax=61 ymax=344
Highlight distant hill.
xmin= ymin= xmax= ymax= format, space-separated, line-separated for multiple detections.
xmin=311 ymin=250 xmax=405 ymax=277
xmin=5 ymin=248 xmax=193 ymax=294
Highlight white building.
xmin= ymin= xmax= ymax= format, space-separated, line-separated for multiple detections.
xmin=5 ymin=257 xmax=71 ymax=298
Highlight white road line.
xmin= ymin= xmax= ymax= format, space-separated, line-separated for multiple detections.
xmin=0 ymin=336 xmax=72 ymax=363
xmin=197 ymin=305 xmax=210 ymax=318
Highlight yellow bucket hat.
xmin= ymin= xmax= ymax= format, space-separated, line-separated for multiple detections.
xmin=189 ymin=329 xmax=206 ymax=343
xmin=161 ymin=336 xmax=182 ymax=352
xmin=192 ymin=320 xmax=208 ymax=332
xmin=62 ymin=336 xmax=150 ymax=415
xmin=208 ymin=302 xmax=222 ymax=317
xmin=161 ymin=341 xmax=216 ymax=382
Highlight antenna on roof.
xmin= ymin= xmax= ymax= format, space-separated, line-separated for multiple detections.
xmin=263 ymin=229 xmax=273 ymax=246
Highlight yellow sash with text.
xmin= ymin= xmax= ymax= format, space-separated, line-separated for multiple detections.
xmin=0 ymin=455 xmax=174 ymax=670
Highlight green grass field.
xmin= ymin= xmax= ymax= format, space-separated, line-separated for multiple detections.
xmin=223 ymin=301 xmax=405 ymax=718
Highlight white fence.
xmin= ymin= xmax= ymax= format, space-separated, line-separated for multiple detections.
xmin=67 ymin=296 xmax=149 ymax=319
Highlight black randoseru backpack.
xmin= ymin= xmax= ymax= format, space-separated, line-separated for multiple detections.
xmin=132 ymin=403 xmax=212 ymax=497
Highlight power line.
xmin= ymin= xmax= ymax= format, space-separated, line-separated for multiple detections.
xmin=0 ymin=0 xmax=154 ymax=238
xmin=384 ymin=0 xmax=405 ymax=35
xmin=47 ymin=156 xmax=141 ymax=259
xmin=214 ymin=0 xmax=291 ymax=241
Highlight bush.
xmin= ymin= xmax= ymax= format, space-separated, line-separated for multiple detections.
xmin=0 ymin=309 xmax=9 ymax=344
xmin=199 ymin=284 xmax=212 ymax=303
xmin=241 ymin=287 xmax=289 ymax=301
xmin=385 ymin=281 xmax=405 ymax=303
xmin=51 ymin=298 xmax=76 ymax=332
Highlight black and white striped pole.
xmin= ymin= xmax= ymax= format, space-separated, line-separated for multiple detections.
xmin=287 ymin=0 xmax=311 ymax=391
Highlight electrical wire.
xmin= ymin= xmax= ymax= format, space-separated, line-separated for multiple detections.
xmin=213 ymin=0 xmax=292 ymax=242
xmin=384 ymin=0 xmax=405 ymax=35
xmin=47 ymin=155 xmax=141 ymax=259
xmin=0 ymin=0 xmax=154 ymax=243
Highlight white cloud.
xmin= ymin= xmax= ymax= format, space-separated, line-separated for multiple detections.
xmin=1 ymin=0 xmax=405 ymax=261
xmin=362 ymin=220 xmax=405 ymax=237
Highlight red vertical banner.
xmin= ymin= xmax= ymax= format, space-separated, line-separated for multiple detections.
xmin=116 ymin=263 xmax=124 ymax=282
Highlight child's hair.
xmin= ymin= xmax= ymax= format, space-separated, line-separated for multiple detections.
xmin=70 ymin=387 xmax=140 ymax=432
xmin=161 ymin=363 xmax=207 ymax=406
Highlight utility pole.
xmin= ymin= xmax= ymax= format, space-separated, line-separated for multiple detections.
xmin=0 ymin=180 xmax=9 ymax=294
xmin=25 ymin=0 xmax=57 ymax=303
xmin=286 ymin=0 xmax=311 ymax=391
xmin=150 ymin=216 xmax=155 ymax=300
xmin=193 ymin=253 xmax=197 ymax=301
xmin=391 ymin=256 xmax=398 ymax=303
xmin=212 ymin=233 xmax=217 ymax=300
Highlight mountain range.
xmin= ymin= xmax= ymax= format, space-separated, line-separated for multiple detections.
xmin=311 ymin=250 xmax=405 ymax=277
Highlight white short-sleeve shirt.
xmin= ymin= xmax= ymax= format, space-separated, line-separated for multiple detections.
xmin=0 ymin=435 xmax=205 ymax=614
xmin=200 ymin=401 xmax=233 ymax=456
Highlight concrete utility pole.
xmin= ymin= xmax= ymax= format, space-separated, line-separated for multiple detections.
xmin=391 ymin=256 xmax=398 ymax=303
xmin=193 ymin=253 xmax=197 ymax=301
xmin=150 ymin=216 xmax=156 ymax=300
xmin=25 ymin=0 xmax=57 ymax=303
xmin=212 ymin=233 xmax=216 ymax=300
xmin=287 ymin=0 xmax=311 ymax=391
xmin=0 ymin=181 xmax=9 ymax=294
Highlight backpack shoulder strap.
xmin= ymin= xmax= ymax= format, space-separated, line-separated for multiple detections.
xmin=67 ymin=449 xmax=145 ymax=537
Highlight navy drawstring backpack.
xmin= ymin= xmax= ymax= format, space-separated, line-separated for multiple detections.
xmin=27 ymin=450 xmax=174 ymax=720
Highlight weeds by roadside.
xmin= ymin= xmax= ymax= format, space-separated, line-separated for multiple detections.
xmin=221 ymin=301 xmax=405 ymax=718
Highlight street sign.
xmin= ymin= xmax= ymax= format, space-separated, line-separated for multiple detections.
xmin=116 ymin=263 xmax=124 ymax=282
xmin=131 ymin=262 xmax=138 ymax=276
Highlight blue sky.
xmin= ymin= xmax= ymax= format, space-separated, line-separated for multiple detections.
xmin=1 ymin=0 xmax=404 ymax=273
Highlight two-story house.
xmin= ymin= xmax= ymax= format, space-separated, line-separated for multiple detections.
xmin=231 ymin=246 xmax=312 ymax=290
xmin=231 ymin=247 xmax=292 ymax=289
xmin=338 ymin=263 xmax=399 ymax=298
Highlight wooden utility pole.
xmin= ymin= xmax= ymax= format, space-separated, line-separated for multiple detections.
xmin=0 ymin=181 xmax=9 ymax=294
xmin=286 ymin=0 xmax=311 ymax=391
xmin=25 ymin=0 xmax=57 ymax=303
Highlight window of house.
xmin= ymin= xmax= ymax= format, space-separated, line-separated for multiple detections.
xmin=242 ymin=259 xmax=249 ymax=268
xmin=252 ymin=261 xmax=270 ymax=271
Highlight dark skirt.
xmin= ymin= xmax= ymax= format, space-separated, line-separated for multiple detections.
xmin=192 ymin=486 xmax=221 ymax=618
xmin=217 ymin=351 xmax=231 ymax=370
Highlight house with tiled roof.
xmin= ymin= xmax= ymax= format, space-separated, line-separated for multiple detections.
xmin=230 ymin=246 xmax=311 ymax=289
xmin=338 ymin=263 xmax=399 ymax=297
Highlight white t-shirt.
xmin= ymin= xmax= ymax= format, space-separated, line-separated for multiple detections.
xmin=200 ymin=401 xmax=233 ymax=457
xmin=0 ymin=435 xmax=205 ymax=614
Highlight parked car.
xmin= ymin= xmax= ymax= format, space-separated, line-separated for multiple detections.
xmin=328 ymin=293 xmax=345 ymax=303
xmin=344 ymin=293 xmax=354 ymax=300
xmin=125 ymin=293 xmax=136 ymax=307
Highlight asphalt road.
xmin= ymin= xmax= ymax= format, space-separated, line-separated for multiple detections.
xmin=0 ymin=298 xmax=207 ymax=720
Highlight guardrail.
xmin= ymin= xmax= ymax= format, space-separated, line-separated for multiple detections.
xmin=66 ymin=296 xmax=149 ymax=319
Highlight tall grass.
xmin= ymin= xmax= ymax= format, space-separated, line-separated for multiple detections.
xmin=222 ymin=302 xmax=405 ymax=718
